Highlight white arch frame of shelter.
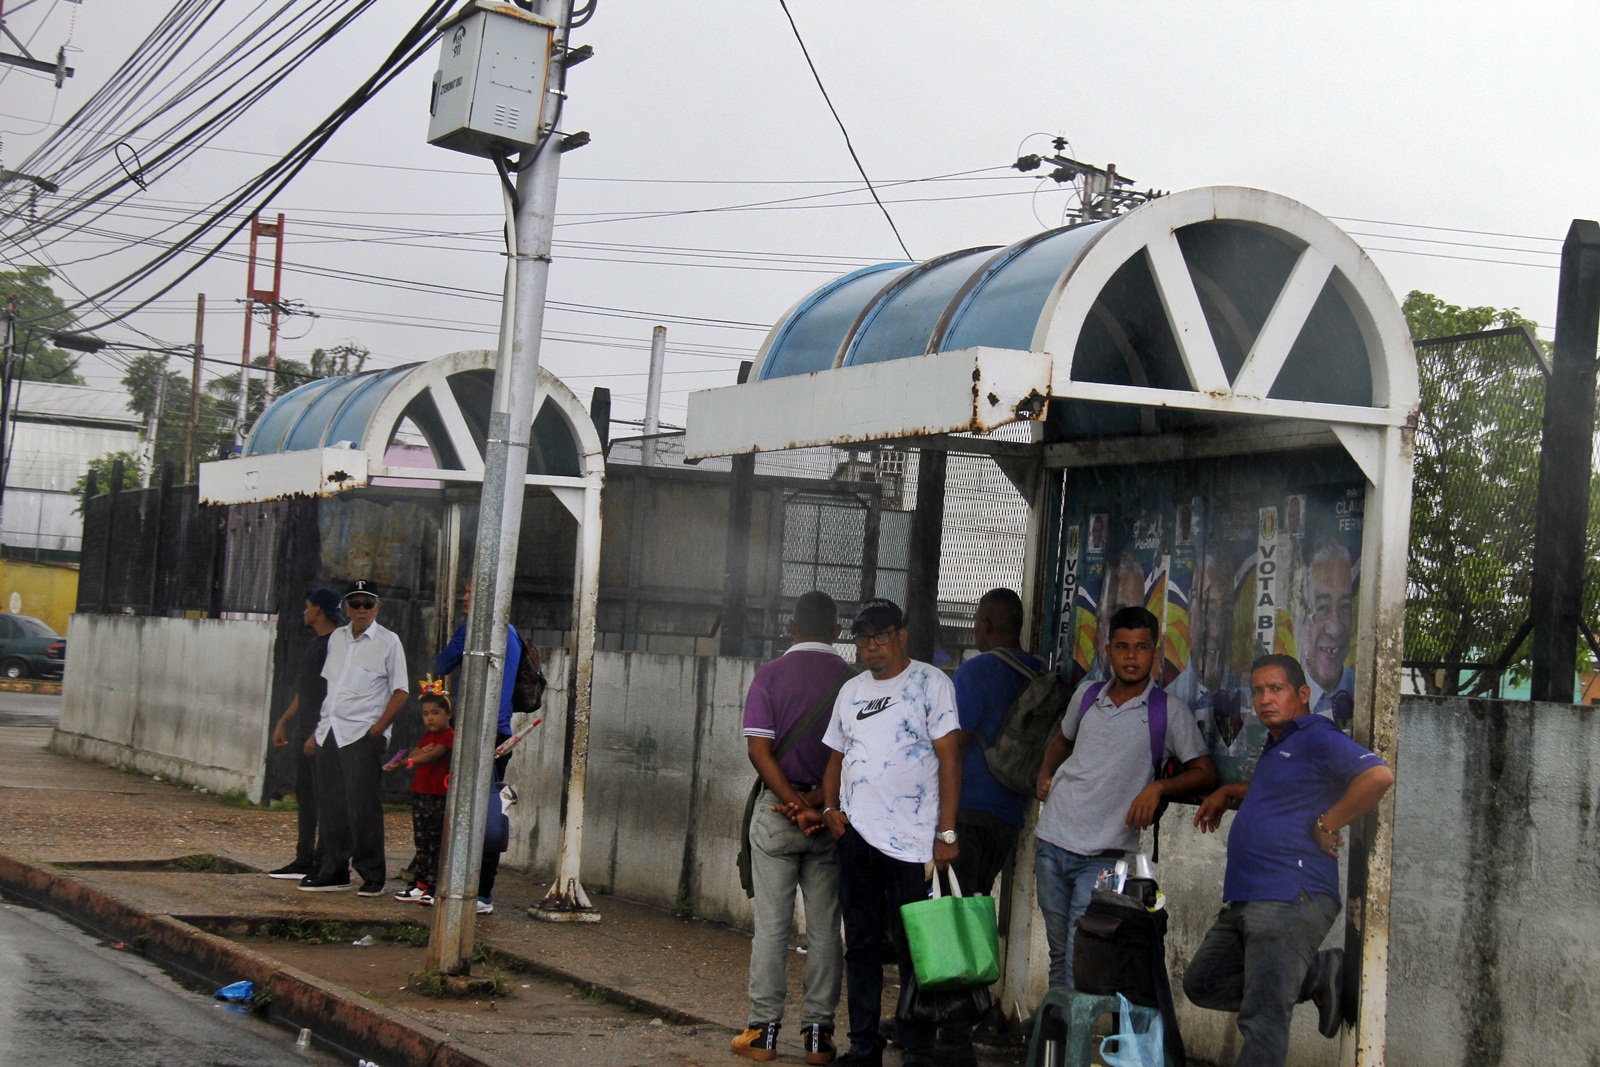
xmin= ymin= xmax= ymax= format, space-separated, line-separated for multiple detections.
xmin=1021 ymin=187 xmax=1415 ymax=1067
xmin=364 ymin=347 xmax=605 ymax=917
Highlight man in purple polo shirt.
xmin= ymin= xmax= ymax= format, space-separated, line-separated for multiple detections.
xmin=1184 ymin=654 xmax=1395 ymax=1067
xmin=733 ymin=591 xmax=854 ymax=1066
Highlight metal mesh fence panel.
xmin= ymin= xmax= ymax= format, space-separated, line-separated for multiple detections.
xmin=1405 ymin=327 xmax=1546 ymax=677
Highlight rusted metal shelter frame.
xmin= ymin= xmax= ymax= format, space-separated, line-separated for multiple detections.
xmin=686 ymin=187 xmax=1417 ymax=1066
xmin=198 ymin=348 xmax=605 ymax=923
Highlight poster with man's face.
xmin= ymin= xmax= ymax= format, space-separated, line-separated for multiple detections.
xmin=1050 ymin=460 xmax=1364 ymax=785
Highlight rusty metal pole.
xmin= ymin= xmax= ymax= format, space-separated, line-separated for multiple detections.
xmin=429 ymin=0 xmax=577 ymax=972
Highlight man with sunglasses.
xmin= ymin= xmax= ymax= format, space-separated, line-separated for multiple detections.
xmin=299 ymin=579 xmax=409 ymax=896
xmin=820 ymin=598 xmax=962 ymax=1067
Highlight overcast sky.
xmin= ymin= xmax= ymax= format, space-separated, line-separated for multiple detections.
xmin=3 ymin=1 xmax=1596 ymax=430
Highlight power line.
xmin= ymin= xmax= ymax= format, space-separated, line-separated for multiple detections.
xmin=776 ymin=0 xmax=911 ymax=260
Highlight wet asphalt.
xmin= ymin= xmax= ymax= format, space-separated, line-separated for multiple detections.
xmin=0 ymin=897 xmax=342 ymax=1067
xmin=0 ymin=690 xmax=59 ymax=728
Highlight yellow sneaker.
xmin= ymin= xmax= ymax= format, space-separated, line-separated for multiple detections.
xmin=732 ymin=1021 xmax=780 ymax=1062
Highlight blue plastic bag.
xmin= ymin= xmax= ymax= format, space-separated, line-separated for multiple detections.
xmin=215 ymin=980 xmax=253 ymax=1002
xmin=1099 ymin=992 xmax=1164 ymax=1067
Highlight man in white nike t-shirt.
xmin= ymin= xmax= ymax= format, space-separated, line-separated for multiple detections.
xmin=820 ymin=598 xmax=962 ymax=1067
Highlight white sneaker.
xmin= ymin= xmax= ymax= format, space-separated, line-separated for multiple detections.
xmin=476 ymin=897 xmax=494 ymax=915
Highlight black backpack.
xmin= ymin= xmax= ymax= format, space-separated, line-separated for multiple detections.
xmin=975 ymin=648 xmax=1075 ymax=797
xmin=511 ymin=628 xmax=546 ymax=715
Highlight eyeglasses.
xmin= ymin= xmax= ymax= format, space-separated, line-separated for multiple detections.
xmin=346 ymin=598 xmax=378 ymax=611
xmin=853 ymin=630 xmax=896 ymax=648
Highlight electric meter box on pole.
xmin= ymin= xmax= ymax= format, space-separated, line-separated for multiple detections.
xmin=428 ymin=1 xmax=555 ymax=159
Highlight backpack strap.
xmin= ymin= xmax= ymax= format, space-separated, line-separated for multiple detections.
xmin=989 ymin=646 xmax=1040 ymax=681
xmin=1148 ymin=686 xmax=1168 ymax=776
xmin=1077 ymin=680 xmax=1107 ymax=732
xmin=772 ymin=663 xmax=855 ymax=762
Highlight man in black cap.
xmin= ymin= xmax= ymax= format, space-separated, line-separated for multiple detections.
xmin=819 ymin=598 xmax=963 ymax=1067
xmin=266 ymin=585 xmax=343 ymax=880
xmin=299 ymin=579 xmax=409 ymax=896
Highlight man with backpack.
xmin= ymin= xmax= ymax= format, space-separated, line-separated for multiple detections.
xmin=433 ymin=579 xmax=526 ymax=916
xmin=932 ymin=587 xmax=1045 ymax=1066
xmin=1034 ymin=605 xmax=1217 ymax=989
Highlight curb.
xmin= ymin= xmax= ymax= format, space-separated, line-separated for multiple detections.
xmin=0 ymin=851 xmax=521 ymax=1067
xmin=0 ymin=678 xmax=61 ymax=695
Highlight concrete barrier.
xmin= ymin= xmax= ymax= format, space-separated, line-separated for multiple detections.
xmin=52 ymin=615 xmax=275 ymax=800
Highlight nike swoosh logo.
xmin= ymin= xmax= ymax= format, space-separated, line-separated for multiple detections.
xmin=856 ymin=707 xmax=887 ymax=720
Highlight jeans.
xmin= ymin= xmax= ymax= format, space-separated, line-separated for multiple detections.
xmin=314 ymin=734 xmax=386 ymax=886
xmin=1033 ymin=840 xmax=1118 ymax=990
xmin=747 ymin=789 xmax=842 ymax=1027
xmin=477 ymin=732 xmax=512 ymax=901
xmin=1182 ymin=893 xmax=1341 ymax=1067
xmin=837 ymin=826 xmax=933 ymax=1063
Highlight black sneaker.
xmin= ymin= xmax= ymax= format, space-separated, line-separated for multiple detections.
xmin=731 ymin=1021 xmax=779 ymax=1062
xmin=356 ymin=879 xmax=386 ymax=897
xmin=1310 ymin=947 xmax=1344 ymax=1038
xmin=267 ymin=862 xmax=314 ymax=880
xmin=803 ymin=1023 xmax=837 ymax=1066
xmin=297 ymin=873 xmax=352 ymax=893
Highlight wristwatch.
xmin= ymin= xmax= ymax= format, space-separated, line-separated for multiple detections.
xmin=936 ymin=829 xmax=958 ymax=845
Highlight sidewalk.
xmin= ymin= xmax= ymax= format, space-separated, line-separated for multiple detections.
xmin=0 ymin=724 xmax=1025 ymax=1067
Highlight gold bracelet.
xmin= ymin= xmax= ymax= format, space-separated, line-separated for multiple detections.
xmin=1316 ymin=815 xmax=1333 ymax=835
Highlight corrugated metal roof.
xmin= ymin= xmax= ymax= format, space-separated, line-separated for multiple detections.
xmin=15 ymin=381 xmax=143 ymax=428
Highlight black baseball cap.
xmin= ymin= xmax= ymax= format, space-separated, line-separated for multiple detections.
xmin=344 ymin=579 xmax=379 ymax=601
xmin=307 ymin=585 xmax=343 ymax=617
xmin=852 ymin=597 xmax=904 ymax=635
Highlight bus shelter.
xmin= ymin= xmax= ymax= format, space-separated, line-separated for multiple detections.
xmin=685 ymin=187 xmax=1416 ymax=1064
xmin=199 ymin=348 xmax=606 ymax=916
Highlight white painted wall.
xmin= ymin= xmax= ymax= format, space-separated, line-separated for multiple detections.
xmin=52 ymin=615 xmax=275 ymax=800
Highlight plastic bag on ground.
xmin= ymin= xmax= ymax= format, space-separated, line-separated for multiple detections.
xmin=1100 ymin=991 xmax=1165 ymax=1067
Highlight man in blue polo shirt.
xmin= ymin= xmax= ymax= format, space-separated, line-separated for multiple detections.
xmin=1184 ymin=654 xmax=1395 ymax=1067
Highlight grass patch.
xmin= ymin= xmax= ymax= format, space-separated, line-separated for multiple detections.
xmin=409 ymin=966 xmax=508 ymax=998
xmin=173 ymin=854 xmax=236 ymax=873
xmin=384 ymin=921 xmax=430 ymax=948
xmin=265 ymin=918 xmax=356 ymax=944
xmin=217 ymin=789 xmax=254 ymax=808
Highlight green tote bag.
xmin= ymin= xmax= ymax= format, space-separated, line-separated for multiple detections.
xmin=899 ymin=867 xmax=1001 ymax=991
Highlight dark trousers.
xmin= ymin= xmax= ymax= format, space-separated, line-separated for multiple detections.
xmin=1182 ymin=893 xmax=1340 ymax=1067
xmin=935 ymin=813 xmax=1019 ymax=1066
xmin=837 ymin=826 xmax=934 ymax=1063
xmin=314 ymin=734 xmax=387 ymax=885
xmin=291 ymin=725 xmax=323 ymax=870
xmin=477 ymin=734 xmax=512 ymax=899
xmin=409 ymin=792 xmax=447 ymax=889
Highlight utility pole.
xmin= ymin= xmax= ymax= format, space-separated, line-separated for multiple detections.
xmin=235 ymin=214 xmax=285 ymax=447
xmin=0 ymin=294 xmax=14 ymax=535
xmin=186 ymin=294 xmax=205 ymax=481
xmin=428 ymin=0 xmax=585 ymax=976
xmin=0 ymin=2 xmax=75 ymax=87
xmin=642 ymin=325 xmax=666 ymax=466
xmin=140 ymin=354 xmax=165 ymax=488
xmin=1012 ymin=136 xmax=1164 ymax=223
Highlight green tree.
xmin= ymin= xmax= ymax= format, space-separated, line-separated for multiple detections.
xmin=1402 ymin=290 xmax=1600 ymax=697
xmin=72 ymin=450 xmax=144 ymax=512
xmin=1 ymin=266 xmax=87 ymax=384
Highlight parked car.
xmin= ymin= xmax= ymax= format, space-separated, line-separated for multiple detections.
xmin=0 ymin=614 xmax=66 ymax=679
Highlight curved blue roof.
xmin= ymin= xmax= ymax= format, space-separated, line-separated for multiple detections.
xmin=247 ymin=365 xmax=420 ymax=455
xmin=756 ymin=222 xmax=1112 ymax=381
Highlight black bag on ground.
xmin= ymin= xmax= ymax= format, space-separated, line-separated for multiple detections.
xmin=895 ymin=970 xmax=992 ymax=1029
xmin=1074 ymin=888 xmax=1187 ymax=1067
xmin=1073 ymin=888 xmax=1165 ymax=1007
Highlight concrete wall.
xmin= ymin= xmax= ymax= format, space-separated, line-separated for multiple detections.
xmin=52 ymin=615 xmax=275 ymax=800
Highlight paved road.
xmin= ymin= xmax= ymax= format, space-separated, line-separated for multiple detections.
xmin=0 ymin=898 xmax=342 ymax=1067
xmin=0 ymin=690 xmax=59 ymax=728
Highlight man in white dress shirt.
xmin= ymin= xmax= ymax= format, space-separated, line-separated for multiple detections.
xmin=299 ymin=579 xmax=409 ymax=896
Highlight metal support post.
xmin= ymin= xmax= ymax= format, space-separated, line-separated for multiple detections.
xmin=719 ymin=361 xmax=755 ymax=656
xmin=1531 ymin=219 xmax=1600 ymax=703
xmin=905 ymin=448 xmax=947 ymax=661
xmin=642 ymin=325 xmax=665 ymax=466
xmin=429 ymin=0 xmax=577 ymax=972
xmin=186 ymin=294 xmax=205 ymax=481
xmin=535 ymin=476 xmax=602 ymax=921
